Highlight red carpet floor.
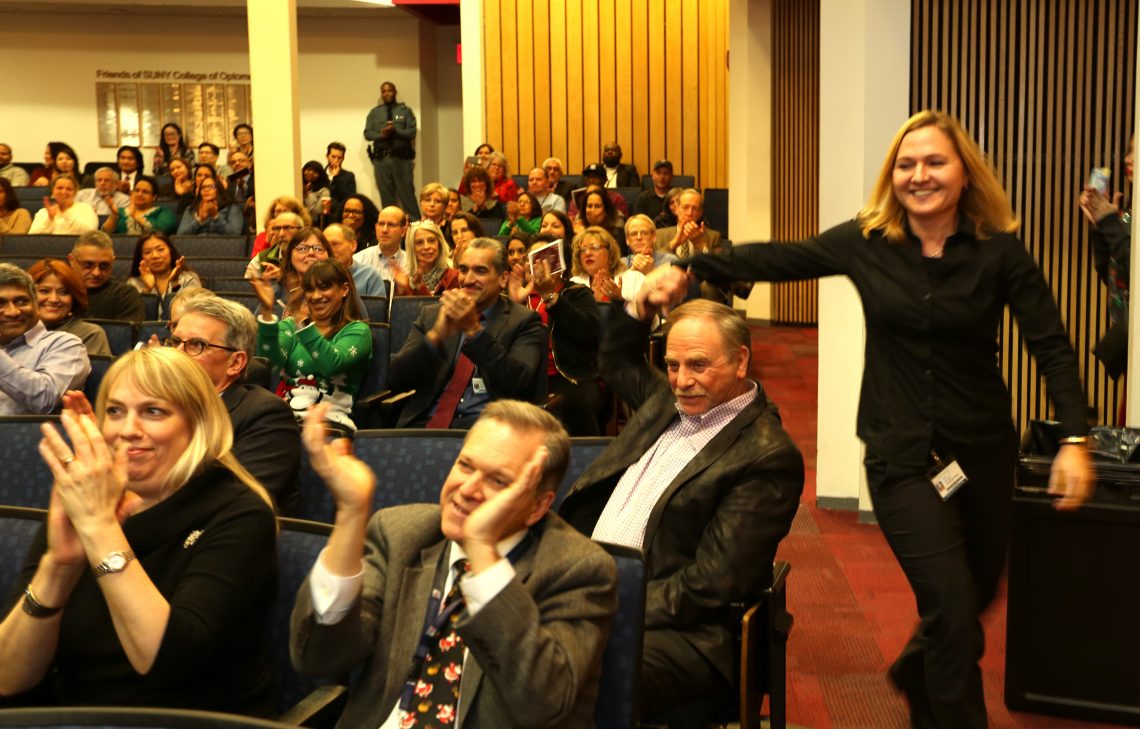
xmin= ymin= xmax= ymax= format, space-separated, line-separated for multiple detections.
xmin=750 ymin=325 xmax=1128 ymax=729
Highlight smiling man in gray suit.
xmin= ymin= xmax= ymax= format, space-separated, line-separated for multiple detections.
xmin=291 ymin=400 xmax=616 ymax=729
xmin=560 ymin=281 xmax=804 ymax=722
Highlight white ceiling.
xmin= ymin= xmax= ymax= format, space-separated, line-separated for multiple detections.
xmin=0 ymin=0 xmax=403 ymax=17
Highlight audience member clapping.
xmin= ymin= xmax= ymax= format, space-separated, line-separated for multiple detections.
xmin=301 ymin=161 xmax=332 ymax=224
xmin=103 ymin=176 xmax=177 ymax=236
xmin=177 ymin=175 xmax=243 ymax=235
xmin=0 ymin=347 xmax=277 ymax=713
xmin=231 ymin=123 xmax=254 ymax=160
xmin=0 ymin=178 xmax=31 ymax=235
xmin=337 ymin=194 xmax=380 ymax=250
xmin=417 ymin=182 xmax=449 ymax=230
xmin=30 ymin=143 xmax=59 ymax=187
xmin=0 ymin=263 xmax=89 ymax=414
xmin=507 ymin=233 xmax=604 ymax=436
xmin=250 ymin=197 xmax=311 ymax=257
xmin=28 ymin=258 xmax=112 ymax=357
xmin=487 ymin=151 xmax=519 ymax=202
xmin=448 ymin=210 xmax=483 ymax=264
xmin=152 ymin=122 xmax=195 ymax=176
xmin=250 ymin=258 xmax=372 ymax=433
xmin=499 ymin=190 xmax=543 ymax=236
xmin=460 ymin=165 xmax=505 ymax=219
xmin=324 ymin=223 xmax=387 ymax=298
xmin=115 ymin=145 xmax=145 ymax=193
xmin=571 ymin=226 xmax=644 ymax=302
xmin=126 ymin=232 xmax=202 ymax=318
xmin=30 ymin=175 xmax=98 ymax=235
xmin=623 ymin=214 xmax=677 ymax=274
xmin=397 ymin=219 xmax=458 ymax=296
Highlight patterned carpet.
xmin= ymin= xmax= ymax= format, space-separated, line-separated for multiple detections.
xmin=749 ymin=325 xmax=1128 ymax=729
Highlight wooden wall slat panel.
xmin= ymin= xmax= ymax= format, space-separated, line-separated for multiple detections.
xmin=615 ymin=0 xmax=635 ymax=171
xmin=582 ymin=0 xmax=602 ymax=170
xmin=665 ymin=0 xmax=684 ymax=171
xmin=911 ymin=0 xmax=1135 ymax=429
xmin=681 ymin=0 xmax=700 ymax=178
xmin=515 ymin=0 xmax=535 ymax=170
xmin=548 ymin=0 xmax=568 ymax=163
xmin=647 ymin=0 xmax=668 ymax=173
xmin=533 ymin=0 xmax=552 ymax=167
xmin=483 ymin=0 xmax=503 ymax=152
xmin=770 ymin=0 xmax=820 ymax=324
xmin=631 ymin=0 xmax=650 ymax=175
xmin=481 ymin=0 xmax=728 ymax=187
xmin=565 ymin=0 xmax=585 ymax=173
xmin=598 ymin=0 xmax=617 ymax=153
xmin=500 ymin=0 xmax=520 ymax=166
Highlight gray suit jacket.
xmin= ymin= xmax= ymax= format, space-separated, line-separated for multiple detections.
xmin=388 ymin=295 xmax=547 ymax=427
xmin=290 ymin=505 xmax=617 ymax=729
xmin=559 ymin=307 xmax=803 ymax=681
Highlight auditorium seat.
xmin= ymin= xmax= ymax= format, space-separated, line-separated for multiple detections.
xmin=595 ymin=543 xmax=646 ymax=729
xmin=0 ymin=506 xmax=48 ymax=613
xmin=0 ymin=418 xmax=57 ymax=508
xmin=388 ymin=295 xmax=437 ymax=351
xmin=351 ymin=429 xmax=466 ymax=510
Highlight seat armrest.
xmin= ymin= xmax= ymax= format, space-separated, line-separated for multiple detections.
xmin=277 ymin=684 xmax=349 ymax=728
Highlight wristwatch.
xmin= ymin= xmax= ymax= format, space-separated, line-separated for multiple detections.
xmin=92 ymin=550 xmax=136 ymax=578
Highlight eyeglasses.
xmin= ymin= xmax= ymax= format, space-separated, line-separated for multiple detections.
xmin=341 ymin=208 xmax=364 ymax=217
xmin=270 ymin=225 xmax=300 ymax=233
xmin=627 ymin=229 xmax=654 ymax=238
xmin=77 ymin=261 xmax=113 ymax=271
xmin=200 ymin=183 xmax=217 ymax=190
xmin=294 ymin=244 xmax=326 ymax=254
xmin=580 ymin=243 xmax=608 ymax=253
xmin=164 ymin=336 xmax=240 ymax=357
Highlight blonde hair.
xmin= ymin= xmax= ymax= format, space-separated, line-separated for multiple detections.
xmin=857 ymin=110 xmax=1018 ymax=242
xmin=262 ymin=195 xmax=311 ymax=230
xmin=95 ymin=348 xmax=273 ymax=507
xmin=571 ymin=226 xmax=626 ymax=279
xmin=405 ymin=219 xmax=452 ymax=279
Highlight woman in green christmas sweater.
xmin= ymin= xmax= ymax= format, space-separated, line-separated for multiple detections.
xmin=251 ymin=258 xmax=372 ymax=433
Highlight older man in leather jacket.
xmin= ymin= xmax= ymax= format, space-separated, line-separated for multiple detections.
xmin=559 ymin=281 xmax=804 ymax=721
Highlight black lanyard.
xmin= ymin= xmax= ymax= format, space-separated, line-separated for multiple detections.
xmin=397 ymin=530 xmax=535 ymax=712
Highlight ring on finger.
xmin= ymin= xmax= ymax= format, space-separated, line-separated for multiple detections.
xmin=61 ymin=455 xmax=75 ymax=466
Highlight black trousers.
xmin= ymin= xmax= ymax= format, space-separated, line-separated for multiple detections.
xmin=640 ymin=628 xmax=734 ymax=723
xmin=548 ymin=374 xmax=603 ymax=437
xmin=865 ymin=433 xmax=1016 ymax=729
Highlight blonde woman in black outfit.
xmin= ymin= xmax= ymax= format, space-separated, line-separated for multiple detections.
xmin=654 ymin=110 xmax=1093 ymax=729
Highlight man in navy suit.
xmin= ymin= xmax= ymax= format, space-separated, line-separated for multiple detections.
xmin=388 ymin=238 xmax=546 ymax=429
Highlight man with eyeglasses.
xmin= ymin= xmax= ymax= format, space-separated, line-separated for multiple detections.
xmin=245 ymin=212 xmax=304 ymax=280
xmin=165 ymin=293 xmax=300 ymax=513
xmin=352 ymin=206 xmax=408 ymax=284
xmin=69 ymin=230 xmax=144 ymax=321
xmin=0 ymin=263 xmax=89 ymax=415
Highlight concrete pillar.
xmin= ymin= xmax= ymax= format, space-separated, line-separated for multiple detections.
xmin=728 ymin=0 xmax=774 ymax=321
xmin=817 ymin=0 xmax=909 ymax=514
xmin=460 ymin=0 xmax=486 ymax=159
xmin=246 ymin=0 xmax=301 ymax=232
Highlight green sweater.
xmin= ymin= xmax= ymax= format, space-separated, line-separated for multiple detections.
xmin=257 ymin=317 xmax=372 ymax=430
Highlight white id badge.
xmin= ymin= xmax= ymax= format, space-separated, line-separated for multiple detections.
xmin=471 ymin=377 xmax=487 ymax=394
xmin=931 ymin=461 xmax=968 ymax=500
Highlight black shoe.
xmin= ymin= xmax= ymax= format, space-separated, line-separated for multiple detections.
xmin=888 ymin=658 xmax=938 ymax=729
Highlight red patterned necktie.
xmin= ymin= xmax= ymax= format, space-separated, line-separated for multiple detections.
xmin=407 ymin=559 xmax=468 ymax=727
